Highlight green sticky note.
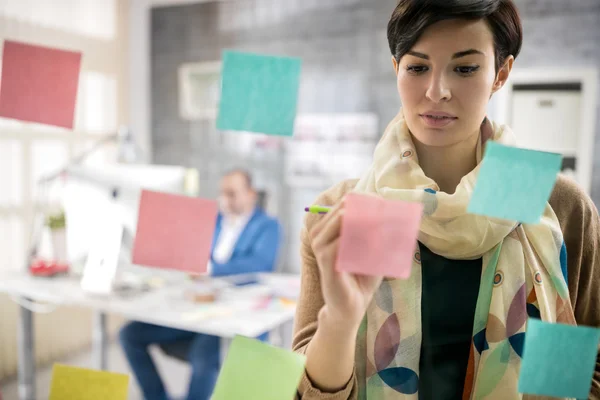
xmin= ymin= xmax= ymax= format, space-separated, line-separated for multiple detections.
xmin=217 ymin=50 xmax=302 ymax=137
xmin=518 ymin=318 xmax=600 ymax=399
xmin=212 ymin=335 xmax=306 ymax=400
xmin=49 ymin=364 xmax=129 ymax=400
xmin=467 ymin=142 xmax=562 ymax=223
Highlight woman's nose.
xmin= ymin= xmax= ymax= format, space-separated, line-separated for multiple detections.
xmin=425 ymin=73 xmax=451 ymax=103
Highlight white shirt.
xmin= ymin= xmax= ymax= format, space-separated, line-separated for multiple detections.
xmin=207 ymin=213 xmax=252 ymax=273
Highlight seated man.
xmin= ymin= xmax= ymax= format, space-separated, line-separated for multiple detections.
xmin=119 ymin=169 xmax=282 ymax=400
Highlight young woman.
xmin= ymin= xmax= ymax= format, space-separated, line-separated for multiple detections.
xmin=292 ymin=1 xmax=600 ymax=399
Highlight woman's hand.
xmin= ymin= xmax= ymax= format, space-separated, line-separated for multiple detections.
xmin=310 ymin=199 xmax=384 ymax=331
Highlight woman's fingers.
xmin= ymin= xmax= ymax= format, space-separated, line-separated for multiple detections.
xmin=316 ymin=237 xmax=340 ymax=278
xmin=310 ymin=198 xmax=345 ymax=235
xmin=311 ymin=207 xmax=343 ymax=253
xmin=309 ymin=197 xmax=347 ymax=281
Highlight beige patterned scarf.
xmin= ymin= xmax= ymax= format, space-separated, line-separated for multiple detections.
xmin=353 ymin=110 xmax=576 ymax=399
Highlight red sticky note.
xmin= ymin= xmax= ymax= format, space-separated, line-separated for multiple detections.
xmin=336 ymin=193 xmax=423 ymax=279
xmin=0 ymin=40 xmax=82 ymax=129
xmin=132 ymin=190 xmax=218 ymax=273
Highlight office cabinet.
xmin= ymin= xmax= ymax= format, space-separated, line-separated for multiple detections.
xmin=510 ymin=88 xmax=581 ymax=156
xmin=492 ymin=68 xmax=598 ymax=193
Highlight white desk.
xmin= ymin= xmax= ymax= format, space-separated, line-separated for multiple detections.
xmin=0 ymin=271 xmax=300 ymax=400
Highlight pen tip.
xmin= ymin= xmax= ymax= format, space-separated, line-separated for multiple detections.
xmin=304 ymin=207 xmax=309 ymax=212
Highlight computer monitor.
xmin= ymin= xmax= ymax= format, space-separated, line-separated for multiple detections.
xmin=61 ymin=164 xmax=198 ymax=268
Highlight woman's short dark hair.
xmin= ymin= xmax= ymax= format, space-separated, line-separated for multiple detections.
xmin=387 ymin=0 xmax=523 ymax=73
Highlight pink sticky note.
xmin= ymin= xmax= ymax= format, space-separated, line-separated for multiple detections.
xmin=0 ymin=40 xmax=81 ymax=129
xmin=336 ymin=193 xmax=423 ymax=279
xmin=132 ymin=190 xmax=218 ymax=273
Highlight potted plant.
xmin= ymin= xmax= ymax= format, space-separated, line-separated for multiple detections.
xmin=46 ymin=209 xmax=68 ymax=265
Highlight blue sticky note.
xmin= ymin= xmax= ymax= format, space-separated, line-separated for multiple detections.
xmin=217 ymin=50 xmax=302 ymax=137
xmin=212 ymin=335 xmax=306 ymax=400
xmin=467 ymin=142 xmax=562 ymax=223
xmin=518 ymin=318 xmax=600 ymax=399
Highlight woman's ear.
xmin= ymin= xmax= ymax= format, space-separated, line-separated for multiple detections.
xmin=492 ymin=55 xmax=514 ymax=94
xmin=392 ymin=56 xmax=399 ymax=75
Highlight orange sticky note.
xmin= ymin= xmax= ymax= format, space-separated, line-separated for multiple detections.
xmin=49 ymin=364 xmax=129 ymax=400
xmin=336 ymin=193 xmax=423 ymax=279
xmin=0 ymin=40 xmax=81 ymax=129
xmin=132 ymin=190 xmax=218 ymax=273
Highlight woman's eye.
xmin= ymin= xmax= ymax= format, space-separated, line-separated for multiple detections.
xmin=406 ymin=65 xmax=428 ymax=75
xmin=455 ymin=66 xmax=480 ymax=75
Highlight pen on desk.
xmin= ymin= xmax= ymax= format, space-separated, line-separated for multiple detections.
xmin=304 ymin=205 xmax=331 ymax=214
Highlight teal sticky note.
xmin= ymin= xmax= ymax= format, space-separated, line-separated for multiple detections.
xmin=518 ymin=318 xmax=600 ymax=399
xmin=467 ymin=142 xmax=562 ymax=223
xmin=217 ymin=50 xmax=302 ymax=137
xmin=212 ymin=335 xmax=306 ymax=400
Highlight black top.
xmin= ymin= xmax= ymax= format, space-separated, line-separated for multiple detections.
xmin=418 ymin=242 xmax=482 ymax=400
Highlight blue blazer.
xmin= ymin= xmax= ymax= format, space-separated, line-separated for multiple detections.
xmin=210 ymin=208 xmax=282 ymax=277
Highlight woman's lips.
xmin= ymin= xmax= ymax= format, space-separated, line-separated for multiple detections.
xmin=420 ymin=113 xmax=458 ymax=128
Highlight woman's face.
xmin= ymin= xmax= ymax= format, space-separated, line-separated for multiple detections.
xmin=393 ymin=19 xmax=512 ymax=148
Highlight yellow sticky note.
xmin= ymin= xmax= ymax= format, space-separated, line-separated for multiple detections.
xmin=49 ymin=364 xmax=129 ymax=400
